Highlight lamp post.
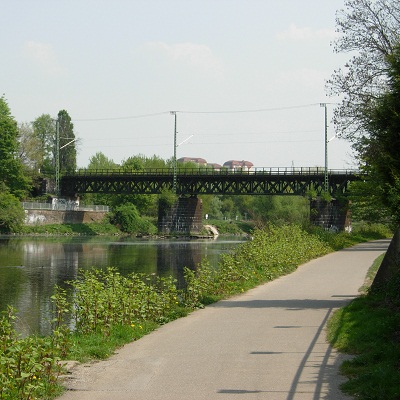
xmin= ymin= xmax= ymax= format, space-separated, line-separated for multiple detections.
xmin=55 ymin=118 xmax=60 ymax=196
xmin=170 ymin=111 xmax=177 ymax=193
xmin=54 ymin=117 xmax=77 ymax=197
xmin=320 ymin=103 xmax=329 ymax=194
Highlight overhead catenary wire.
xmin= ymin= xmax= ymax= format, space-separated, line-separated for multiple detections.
xmin=71 ymin=103 xmax=323 ymax=122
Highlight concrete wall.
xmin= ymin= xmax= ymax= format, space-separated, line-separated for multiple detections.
xmin=25 ymin=209 xmax=107 ymax=225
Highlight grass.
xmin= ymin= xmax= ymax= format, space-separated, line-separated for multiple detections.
xmin=20 ymin=221 xmax=121 ymax=236
xmin=67 ymin=321 xmax=160 ymax=362
xmin=327 ymin=254 xmax=400 ymax=400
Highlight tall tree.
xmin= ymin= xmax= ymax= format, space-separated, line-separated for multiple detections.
xmin=32 ymin=114 xmax=56 ymax=173
xmin=327 ymin=0 xmax=400 ymax=225
xmin=18 ymin=122 xmax=42 ymax=172
xmin=358 ymin=45 xmax=400 ymax=223
xmin=87 ymin=152 xmax=117 ymax=170
xmin=58 ymin=110 xmax=76 ymax=173
xmin=0 ymin=96 xmax=29 ymax=198
xmin=327 ymin=0 xmax=400 ymax=141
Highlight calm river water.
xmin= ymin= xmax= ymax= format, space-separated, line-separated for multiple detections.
xmin=0 ymin=235 xmax=245 ymax=336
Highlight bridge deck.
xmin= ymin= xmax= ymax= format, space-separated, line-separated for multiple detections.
xmin=61 ymin=168 xmax=362 ymax=196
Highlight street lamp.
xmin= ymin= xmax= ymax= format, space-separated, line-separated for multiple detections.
xmin=320 ymin=103 xmax=329 ymax=194
xmin=170 ymin=111 xmax=177 ymax=193
xmin=54 ymin=117 xmax=77 ymax=197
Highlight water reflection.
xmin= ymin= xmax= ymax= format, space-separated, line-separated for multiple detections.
xmin=0 ymin=236 xmax=244 ymax=335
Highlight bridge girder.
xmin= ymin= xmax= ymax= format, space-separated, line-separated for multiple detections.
xmin=60 ymin=169 xmax=361 ymax=197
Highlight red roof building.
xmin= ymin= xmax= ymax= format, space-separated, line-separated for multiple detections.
xmin=223 ymin=160 xmax=254 ymax=171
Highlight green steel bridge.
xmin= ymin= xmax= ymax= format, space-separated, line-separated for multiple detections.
xmin=60 ymin=167 xmax=362 ymax=197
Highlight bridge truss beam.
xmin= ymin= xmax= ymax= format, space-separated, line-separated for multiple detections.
xmin=60 ymin=169 xmax=361 ymax=197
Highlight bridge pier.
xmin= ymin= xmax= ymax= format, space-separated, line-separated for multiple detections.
xmin=310 ymin=198 xmax=351 ymax=232
xmin=158 ymin=196 xmax=203 ymax=235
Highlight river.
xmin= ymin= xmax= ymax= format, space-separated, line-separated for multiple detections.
xmin=0 ymin=235 xmax=245 ymax=336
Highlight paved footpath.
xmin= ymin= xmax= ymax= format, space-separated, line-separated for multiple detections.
xmin=58 ymin=239 xmax=390 ymax=400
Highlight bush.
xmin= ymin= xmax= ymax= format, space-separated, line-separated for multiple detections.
xmin=111 ymin=204 xmax=157 ymax=234
xmin=0 ymin=190 xmax=25 ymax=233
xmin=0 ymin=307 xmax=65 ymax=399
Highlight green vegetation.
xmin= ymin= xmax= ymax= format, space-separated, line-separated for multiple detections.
xmin=327 ymin=255 xmax=400 ymax=400
xmin=0 ymin=307 xmax=65 ymax=400
xmin=0 ymin=225 xmax=391 ymax=399
xmin=20 ymin=220 xmax=121 ymax=236
xmin=0 ymin=189 xmax=26 ymax=233
xmin=111 ymin=203 xmax=157 ymax=234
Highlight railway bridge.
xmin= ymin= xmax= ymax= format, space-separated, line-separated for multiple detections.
xmin=60 ymin=167 xmax=360 ymax=197
xmin=60 ymin=167 xmax=362 ymax=234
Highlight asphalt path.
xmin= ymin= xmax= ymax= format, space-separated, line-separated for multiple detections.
xmin=58 ymin=239 xmax=390 ymax=400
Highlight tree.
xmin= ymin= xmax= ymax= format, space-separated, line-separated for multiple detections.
xmin=252 ymin=196 xmax=309 ymax=227
xmin=18 ymin=122 xmax=42 ymax=172
xmin=81 ymin=152 xmax=118 ymax=206
xmin=327 ymin=0 xmax=400 ymax=141
xmin=0 ymin=96 xmax=29 ymax=198
xmin=87 ymin=152 xmax=117 ymax=170
xmin=0 ymin=185 xmax=25 ymax=233
xmin=58 ymin=110 xmax=77 ymax=173
xmin=356 ymin=45 xmax=400 ymax=223
xmin=32 ymin=114 xmax=56 ymax=173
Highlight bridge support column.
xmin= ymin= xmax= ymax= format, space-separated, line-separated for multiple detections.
xmin=310 ymin=198 xmax=351 ymax=232
xmin=158 ymin=197 xmax=203 ymax=235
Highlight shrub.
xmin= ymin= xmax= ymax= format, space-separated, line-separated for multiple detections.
xmin=111 ymin=204 xmax=157 ymax=234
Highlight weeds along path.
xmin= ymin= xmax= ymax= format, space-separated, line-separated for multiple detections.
xmin=57 ymin=239 xmax=390 ymax=400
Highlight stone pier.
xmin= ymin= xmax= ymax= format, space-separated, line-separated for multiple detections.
xmin=310 ymin=198 xmax=351 ymax=232
xmin=158 ymin=197 xmax=203 ymax=235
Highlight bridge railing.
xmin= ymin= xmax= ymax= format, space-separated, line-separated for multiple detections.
xmin=67 ymin=167 xmax=361 ymax=176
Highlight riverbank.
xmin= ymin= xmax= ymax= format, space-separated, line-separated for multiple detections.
xmin=0 ymin=224 xmax=393 ymax=399
xmin=327 ymin=252 xmax=400 ymax=399
xmin=17 ymin=219 xmax=255 ymax=237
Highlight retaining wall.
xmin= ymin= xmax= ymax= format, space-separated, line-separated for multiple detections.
xmin=25 ymin=209 xmax=107 ymax=225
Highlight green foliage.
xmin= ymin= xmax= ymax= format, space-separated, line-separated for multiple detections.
xmin=32 ymin=114 xmax=56 ymax=174
xmin=87 ymin=152 xmax=117 ymax=170
xmin=20 ymin=220 xmax=120 ymax=235
xmin=208 ymin=196 xmax=223 ymax=219
xmin=308 ymin=224 xmax=392 ymax=251
xmin=67 ymin=321 xmax=159 ymax=362
xmin=183 ymin=225 xmax=332 ymax=305
xmin=0 ymin=306 xmax=64 ymax=400
xmin=356 ymin=45 xmax=400 ymax=224
xmin=327 ymin=265 xmax=400 ymax=400
xmin=252 ymin=196 xmax=309 ymax=226
xmin=207 ymin=218 xmax=253 ymax=235
xmin=0 ymin=188 xmax=25 ymax=233
xmin=0 ymin=96 xmax=29 ymax=198
xmin=111 ymin=203 xmax=157 ymax=234
xmin=349 ymin=179 xmax=394 ymax=225
xmin=58 ymin=110 xmax=76 ymax=174
xmin=158 ymin=188 xmax=178 ymax=209
xmin=68 ymin=268 xmax=180 ymax=336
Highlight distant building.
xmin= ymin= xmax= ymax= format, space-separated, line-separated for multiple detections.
xmin=223 ymin=160 xmax=254 ymax=171
xmin=178 ymin=157 xmax=207 ymax=166
xmin=207 ymin=163 xmax=222 ymax=170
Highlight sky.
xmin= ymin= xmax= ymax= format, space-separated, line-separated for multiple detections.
xmin=1 ymin=0 xmax=356 ymax=170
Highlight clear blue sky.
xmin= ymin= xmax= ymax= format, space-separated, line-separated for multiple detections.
xmin=1 ymin=0 xmax=354 ymax=169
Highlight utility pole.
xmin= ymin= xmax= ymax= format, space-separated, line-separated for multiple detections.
xmin=320 ymin=103 xmax=329 ymax=194
xmin=55 ymin=118 xmax=60 ymax=197
xmin=170 ymin=111 xmax=177 ymax=193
